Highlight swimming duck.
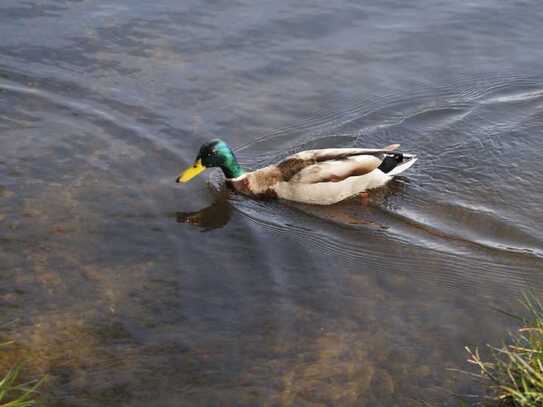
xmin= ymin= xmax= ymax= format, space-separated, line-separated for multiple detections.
xmin=176 ymin=139 xmax=417 ymax=205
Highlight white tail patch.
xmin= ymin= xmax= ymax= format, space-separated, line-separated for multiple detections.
xmin=384 ymin=143 xmax=400 ymax=152
xmin=387 ymin=155 xmax=417 ymax=176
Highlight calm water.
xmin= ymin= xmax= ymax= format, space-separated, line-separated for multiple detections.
xmin=1 ymin=1 xmax=543 ymax=406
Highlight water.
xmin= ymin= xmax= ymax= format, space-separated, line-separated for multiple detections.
xmin=1 ymin=1 xmax=543 ymax=405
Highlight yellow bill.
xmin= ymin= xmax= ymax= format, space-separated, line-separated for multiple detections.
xmin=177 ymin=159 xmax=206 ymax=183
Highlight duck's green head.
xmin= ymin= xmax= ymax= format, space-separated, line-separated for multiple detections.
xmin=176 ymin=139 xmax=245 ymax=183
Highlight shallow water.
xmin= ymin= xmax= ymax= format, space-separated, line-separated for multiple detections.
xmin=1 ymin=1 xmax=543 ymax=405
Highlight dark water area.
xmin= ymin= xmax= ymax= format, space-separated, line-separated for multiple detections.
xmin=1 ymin=1 xmax=543 ymax=405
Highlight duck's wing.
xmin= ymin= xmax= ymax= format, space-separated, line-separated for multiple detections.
xmin=276 ymin=144 xmax=399 ymax=183
xmin=289 ymin=144 xmax=400 ymax=162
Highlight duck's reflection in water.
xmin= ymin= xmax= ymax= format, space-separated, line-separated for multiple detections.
xmin=175 ymin=189 xmax=233 ymax=231
xmin=173 ymin=179 xmax=410 ymax=232
xmin=286 ymin=179 xmax=410 ymax=230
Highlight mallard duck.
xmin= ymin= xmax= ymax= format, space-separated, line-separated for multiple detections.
xmin=176 ymin=139 xmax=417 ymax=205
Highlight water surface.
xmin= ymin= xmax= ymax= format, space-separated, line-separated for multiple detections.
xmin=1 ymin=1 xmax=543 ymax=406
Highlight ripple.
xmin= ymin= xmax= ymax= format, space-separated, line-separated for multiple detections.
xmin=234 ymin=196 xmax=543 ymax=294
xmin=401 ymin=105 xmax=472 ymax=129
xmin=386 ymin=205 xmax=543 ymax=260
xmin=482 ymin=88 xmax=543 ymax=104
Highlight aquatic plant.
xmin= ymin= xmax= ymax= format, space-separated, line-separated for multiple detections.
xmin=466 ymin=294 xmax=543 ymax=406
xmin=0 ymin=343 xmax=43 ymax=407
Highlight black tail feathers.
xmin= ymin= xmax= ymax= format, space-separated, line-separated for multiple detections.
xmin=378 ymin=153 xmax=404 ymax=173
